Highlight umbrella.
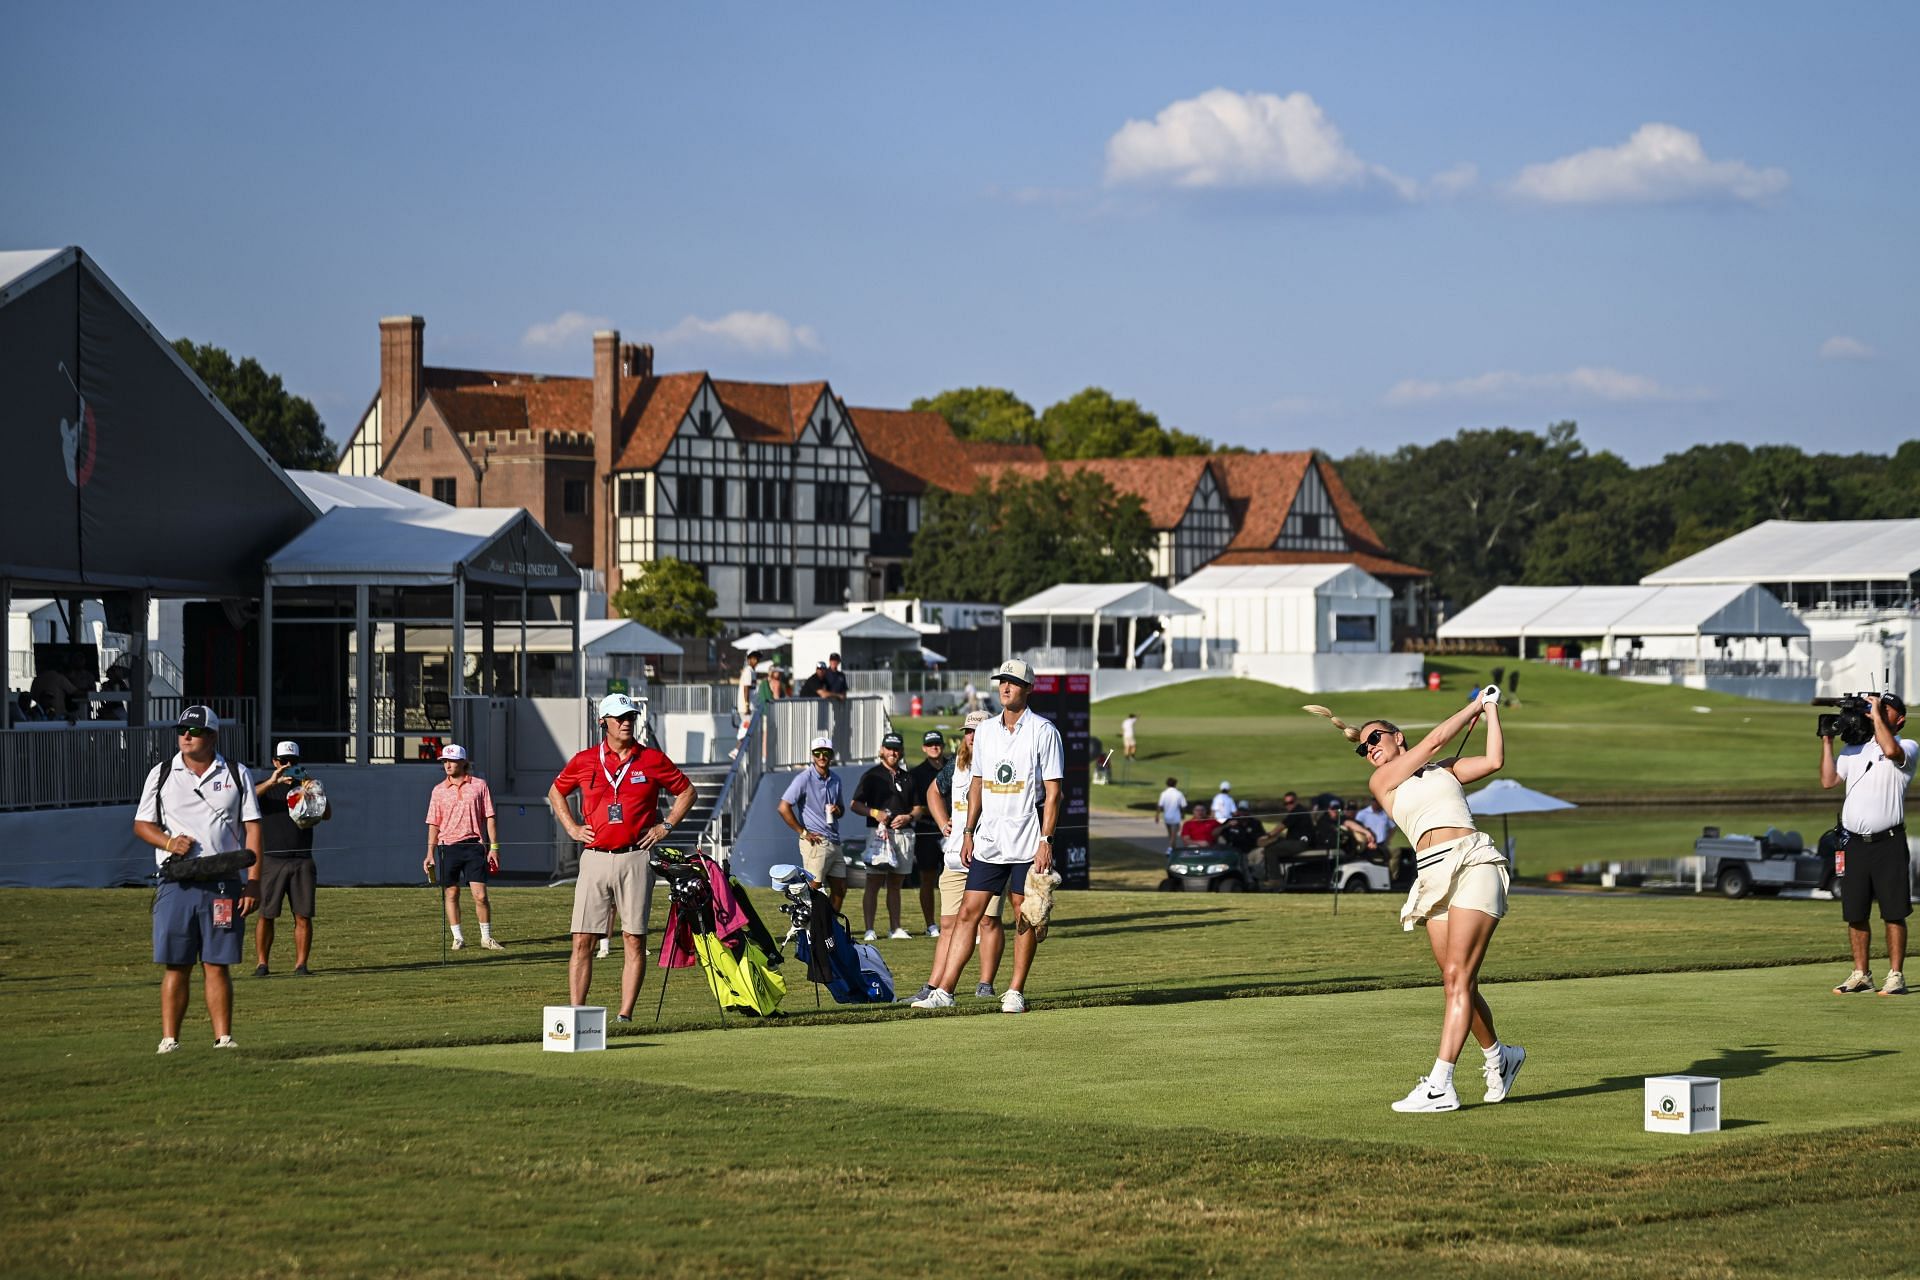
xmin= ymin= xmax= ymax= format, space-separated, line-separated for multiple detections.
xmin=731 ymin=631 xmax=788 ymax=652
xmin=1466 ymin=779 xmax=1577 ymax=865
xmin=918 ymin=645 xmax=947 ymax=666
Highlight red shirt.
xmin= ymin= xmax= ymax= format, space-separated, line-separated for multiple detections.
xmin=553 ymin=742 xmax=691 ymax=850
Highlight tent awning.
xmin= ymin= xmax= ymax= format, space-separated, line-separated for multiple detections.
xmin=1642 ymin=518 xmax=1920 ymax=585
xmin=265 ymin=506 xmax=576 ymax=590
xmin=1438 ymin=584 xmax=1808 ymax=641
xmin=1005 ymin=582 xmax=1201 ymax=619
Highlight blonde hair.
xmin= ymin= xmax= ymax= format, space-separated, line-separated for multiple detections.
xmin=1302 ymin=706 xmax=1400 ymax=745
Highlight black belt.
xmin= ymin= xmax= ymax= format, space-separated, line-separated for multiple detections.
xmin=1847 ymin=824 xmax=1906 ymax=845
xmin=588 ymin=845 xmax=642 ymax=855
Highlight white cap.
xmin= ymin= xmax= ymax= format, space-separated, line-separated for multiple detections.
xmin=273 ymin=740 xmax=301 ymax=759
xmin=438 ymin=744 xmax=469 ymax=761
xmin=1218 ymin=780 xmax=1231 ymax=791
xmin=962 ymin=709 xmax=992 ymax=730
xmin=809 ymin=735 xmax=834 ymax=753
xmin=992 ymin=658 xmax=1035 ymax=686
xmin=598 ymin=692 xmax=640 ymax=719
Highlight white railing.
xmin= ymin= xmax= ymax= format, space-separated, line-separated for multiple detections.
xmin=695 ymin=695 xmax=890 ymax=861
xmin=1613 ymin=659 xmax=1813 ymax=679
xmin=650 ymin=682 xmax=738 ymax=715
xmin=0 ymin=723 xmax=177 ymax=811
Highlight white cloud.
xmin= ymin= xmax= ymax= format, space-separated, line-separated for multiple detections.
xmin=1385 ymin=366 xmax=1711 ymax=407
xmin=1105 ymin=88 xmax=1414 ymax=195
xmin=1819 ymin=335 xmax=1876 ymax=361
xmin=1509 ymin=123 xmax=1788 ymax=205
xmin=655 ymin=311 xmax=822 ymax=357
xmin=521 ymin=310 xmax=611 ymax=350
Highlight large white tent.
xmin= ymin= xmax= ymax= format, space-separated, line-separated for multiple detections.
xmin=1002 ymin=582 xmax=1201 ymax=670
xmin=791 ymin=609 xmax=923 ymax=675
xmin=1164 ymin=563 xmax=1422 ymax=692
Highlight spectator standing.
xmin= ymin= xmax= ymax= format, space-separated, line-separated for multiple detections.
xmin=767 ymin=665 xmax=792 ymax=700
xmin=963 ymin=678 xmax=979 ymax=714
xmin=852 ymin=731 xmax=917 ymax=940
xmin=252 ymin=740 xmax=331 ymax=977
xmin=799 ymin=661 xmax=829 ymax=698
xmin=908 ymin=731 xmax=949 ymax=937
xmin=133 ymin=705 xmax=262 ymax=1053
xmin=778 ymin=735 xmax=849 ymax=909
xmin=30 ymin=664 xmax=79 ymax=722
xmin=914 ymin=658 xmax=1063 ymax=1014
xmin=1821 ymin=693 xmax=1915 ymax=996
xmin=822 ymin=653 xmax=850 ymax=700
xmin=738 ymin=651 xmax=764 ymax=718
xmin=1157 ymin=777 xmax=1188 ymax=855
xmin=423 ymin=744 xmax=504 ymax=952
xmin=548 ymin=693 xmax=698 ymax=1021
xmin=917 ymin=709 xmax=1003 ymax=1001
xmin=1121 ymin=713 xmax=1139 ymax=761
xmin=1211 ymin=781 xmax=1237 ymax=824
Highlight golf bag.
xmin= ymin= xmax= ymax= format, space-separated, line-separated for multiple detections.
xmin=656 ymin=854 xmax=786 ymax=1016
xmin=774 ymin=871 xmax=894 ymax=1004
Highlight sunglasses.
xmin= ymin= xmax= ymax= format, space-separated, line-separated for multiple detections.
xmin=177 ymin=726 xmax=210 ymax=738
xmin=811 ymin=749 xmax=833 ymax=757
xmin=1354 ymin=729 xmax=1390 ymax=757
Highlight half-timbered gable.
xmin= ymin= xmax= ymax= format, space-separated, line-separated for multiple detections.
xmin=787 ymin=390 xmax=876 ymax=610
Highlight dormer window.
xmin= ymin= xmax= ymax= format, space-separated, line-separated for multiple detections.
xmin=696 ymin=408 xmax=715 ymax=436
xmin=817 ymin=415 xmax=834 ymax=444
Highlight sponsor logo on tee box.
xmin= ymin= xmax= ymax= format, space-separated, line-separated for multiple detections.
xmin=549 ymin=1020 xmax=571 ymax=1043
xmin=1644 ymin=1075 xmax=1720 ymax=1134
xmin=1651 ymin=1096 xmax=1684 ymax=1122
xmin=542 ymin=1005 xmax=607 ymax=1053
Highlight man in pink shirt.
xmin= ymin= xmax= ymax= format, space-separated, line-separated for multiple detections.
xmin=422 ymin=744 xmax=504 ymax=951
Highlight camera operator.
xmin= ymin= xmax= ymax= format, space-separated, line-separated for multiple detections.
xmin=1819 ymin=693 xmax=1915 ymax=996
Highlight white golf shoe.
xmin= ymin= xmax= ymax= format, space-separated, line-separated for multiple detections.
xmin=1390 ymin=1076 xmax=1460 ymax=1113
xmin=1482 ymin=1045 xmax=1526 ymax=1103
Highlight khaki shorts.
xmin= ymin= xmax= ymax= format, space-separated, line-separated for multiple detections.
xmin=571 ymin=849 xmax=654 ymax=936
xmin=862 ymin=828 xmax=915 ymax=874
xmin=800 ymin=836 xmax=849 ymax=884
xmin=938 ymin=866 xmax=1003 ymax=920
xmin=1429 ymin=860 xmax=1508 ymax=922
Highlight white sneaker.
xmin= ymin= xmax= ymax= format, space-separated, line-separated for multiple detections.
xmin=212 ymin=1035 xmax=237 ymax=1050
xmin=1834 ymin=969 xmax=1875 ymax=994
xmin=1880 ymin=971 xmax=1908 ymax=996
xmin=481 ymin=937 xmax=506 ymax=951
xmin=156 ymin=1037 xmax=179 ymax=1055
xmin=903 ymin=984 xmax=935 ymax=1004
xmin=1000 ymin=989 xmax=1028 ymax=1014
xmin=909 ymin=988 xmax=955 ymax=1010
xmin=863 ymin=929 xmax=878 ymax=942
xmin=1482 ymin=1045 xmax=1526 ymax=1103
xmin=1390 ymin=1076 xmax=1460 ymax=1113
xmin=888 ymin=928 xmax=911 ymax=940
xmin=974 ymin=982 xmax=996 ymax=998
xmin=451 ymin=937 xmax=466 ymax=951
xmin=926 ymin=924 xmax=941 ymax=938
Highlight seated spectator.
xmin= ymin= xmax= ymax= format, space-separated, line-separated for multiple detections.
xmin=1217 ymin=802 xmax=1266 ymax=854
xmin=1353 ymin=797 xmax=1394 ymax=850
xmin=1179 ymin=803 xmax=1221 ymax=849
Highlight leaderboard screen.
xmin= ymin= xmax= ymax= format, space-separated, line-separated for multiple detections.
xmin=1027 ymin=672 xmax=1091 ymax=890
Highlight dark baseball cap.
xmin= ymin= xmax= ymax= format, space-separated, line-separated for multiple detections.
xmin=880 ymin=732 xmax=904 ymax=750
xmin=829 ymin=652 xmax=842 ymax=662
xmin=922 ymin=730 xmax=944 ymax=746
xmin=175 ymin=704 xmax=219 ymax=731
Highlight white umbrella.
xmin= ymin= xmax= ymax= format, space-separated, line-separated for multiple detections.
xmin=918 ymin=645 xmax=947 ymax=666
xmin=731 ymin=631 xmax=787 ymax=651
xmin=1467 ymin=778 xmax=1577 ymax=862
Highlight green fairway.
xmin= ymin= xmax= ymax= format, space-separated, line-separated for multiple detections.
xmin=4 ymin=884 xmax=1914 ymax=1277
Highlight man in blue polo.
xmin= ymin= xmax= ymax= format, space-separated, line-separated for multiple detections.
xmin=133 ymin=705 xmax=264 ymax=1053
xmin=913 ymin=658 xmax=1062 ymax=1014
xmin=778 ymin=735 xmax=849 ymax=909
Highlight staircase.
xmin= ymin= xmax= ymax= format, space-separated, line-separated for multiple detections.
xmin=661 ymin=763 xmax=732 ymax=857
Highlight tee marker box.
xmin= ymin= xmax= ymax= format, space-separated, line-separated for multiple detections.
xmin=542 ymin=1005 xmax=606 ymax=1053
xmin=1644 ymin=1075 xmax=1720 ymax=1134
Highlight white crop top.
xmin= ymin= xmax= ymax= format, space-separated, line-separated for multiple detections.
xmin=1389 ymin=766 xmax=1475 ymax=845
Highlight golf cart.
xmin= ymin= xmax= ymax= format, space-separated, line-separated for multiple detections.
xmin=1691 ymin=826 xmax=1829 ymax=898
xmin=1268 ymin=844 xmax=1393 ymax=895
xmin=1161 ymin=844 xmax=1259 ymax=892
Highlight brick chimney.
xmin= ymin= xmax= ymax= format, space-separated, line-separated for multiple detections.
xmin=592 ymin=330 xmax=620 ymax=596
xmin=378 ymin=315 xmax=424 ymax=467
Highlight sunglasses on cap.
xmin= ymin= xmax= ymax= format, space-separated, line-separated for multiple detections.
xmin=178 ymin=726 xmax=210 ymax=738
xmin=1354 ymin=728 xmax=1391 ymax=757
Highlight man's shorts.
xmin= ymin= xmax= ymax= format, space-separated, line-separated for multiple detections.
xmin=257 ymin=853 xmax=316 ymax=919
xmin=913 ymin=830 xmax=945 ymax=873
xmin=938 ymin=866 xmax=1002 ymax=920
xmin=152 ymin=879 xmax=245 ymax=967
xmin=1839 ymin=831 xmax=1912 ymax=923
xmin=572 ymin=848 xmax=653 ymax=936
xmin=965 ymin=858 xmax=1033 ymax=899
xmin=437 ymin=841 xmax=490 ymax=887
xmin=863 ymin=828 xmax=914 ymax=875
xmin=800 ymin=836 xmax=849 ymax=884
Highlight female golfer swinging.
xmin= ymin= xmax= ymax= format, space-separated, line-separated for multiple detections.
xmin=1308 ymin=687 xmax=1524 ymax=1112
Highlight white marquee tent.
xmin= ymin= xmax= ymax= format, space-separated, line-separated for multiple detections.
xmin=1437 ymin=584 xmax=1809 ymax=647
xmin=791 ymin=609 xmax=923 ymax=674
xmin=1164 ymin=563 xmax=1423 ymax=691
xmin=1002 ymin=582 xmax=1201 ymax=670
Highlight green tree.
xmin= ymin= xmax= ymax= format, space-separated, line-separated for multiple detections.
xmin=611 ymin=558 xmax=723 ymax=639
xmin=172 ymin=338 xmax=335 ymax=470
xmin=910 ymin=387 xmax=1040 ymax=445
xmin=1037 ymin=387 xmax=1213 ymax=459
xmin=903 ymin=470 xmax=1153 ymax=604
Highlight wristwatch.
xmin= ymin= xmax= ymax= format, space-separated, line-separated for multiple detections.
xmin=1038 ymin=835 xmax=1053 ymax=844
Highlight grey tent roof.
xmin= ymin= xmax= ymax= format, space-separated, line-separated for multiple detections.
xmin=793 ymin=609 xmax=922 ymax=641
xmin=290 ymin=470 xmax=443 ymax=513
xmin=266 ymin=505 xmax=576 ymax=589
xmin=1437 ymin=583 xmax=1807 ymax=641
xmin=1005 ymin=582 xmax=1202 ymax=619
xmin=1641 ymin=519 xmax=1920 ymax=585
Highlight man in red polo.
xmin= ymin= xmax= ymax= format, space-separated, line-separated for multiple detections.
xmin=547 ymin=693 xmax=698 ymax=1021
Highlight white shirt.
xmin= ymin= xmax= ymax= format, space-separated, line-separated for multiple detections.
xmin=1121 ymin=715 xmax=1138 ymax=743
xmin=136 ymin=751 xmax=261 ymax=867
xmin=970 ymin=707 xmax=1064 ymax=864
xmin=1836 ymin=737 xmax=1917 ymax=835
xmin=943 ymin=765 xmax=974 ymax=869
xmin=1157 ymin=786 xmax=1187 ymax=825
xmin=738 ymin=662 xmax=760 ymax=713
xmin=1211 ymin=790 xmax=1237 ymax=823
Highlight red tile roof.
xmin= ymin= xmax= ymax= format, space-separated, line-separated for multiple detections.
xmin=846 ymin=407 xmax=977 ymax=494
xmin=1212 ymin=452 xmax=1313 ymax=550
xmin=959 ymin=440 xmax=1047 ymax=465
xmin=992 ymin=456 xmax=1216 ymax=529
xmin=612 ymin=373 xmax=707 ymax=470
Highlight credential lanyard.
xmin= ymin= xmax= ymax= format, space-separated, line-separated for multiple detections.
xmin=600 ymin=743 xmax=639 ymax=793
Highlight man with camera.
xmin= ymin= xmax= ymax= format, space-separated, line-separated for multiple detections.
xmin=1819 ymin=693 xmax=1915 ymax=996
xmin=252 ymin=740 xmax=332 ymax=977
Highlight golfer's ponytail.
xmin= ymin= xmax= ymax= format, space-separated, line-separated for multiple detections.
xmin=1302 ymin=704 xmax=1364 ymax=743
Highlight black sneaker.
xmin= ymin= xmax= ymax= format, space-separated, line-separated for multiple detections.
xmin=253 ymin=964 xmax=269 ymax=977
xmin=293 ymin=965 xmax=313 ymax=977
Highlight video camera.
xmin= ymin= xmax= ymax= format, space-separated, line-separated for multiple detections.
xmin=1812 ymin=693 xmax=1886 ymax=746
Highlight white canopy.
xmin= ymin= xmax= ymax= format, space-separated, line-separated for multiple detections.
xmin=581 ymin=618 xmax=684 ymax=658
xmin=791 ymin=610 xmax=922 ymax=674
xmin=266 ymin=505 xmax=575 ymax=590
xmin=1642 ymin=519 xmax=1920 ymax=585
xmin=1005 ymin=582 xmax=1201 ymax=619
xmin=1468 ymin=779 xmax=1577 ymax=817
xmin=290 ymin=470 xmax=442 ymax=513
xmin=1174 ymin=562 xmax=1390 ymax=599
xmin=731 ymin=630 xmax=790 ymax=651
xmin=1438 ymin=584 xmax=1808 ymax=641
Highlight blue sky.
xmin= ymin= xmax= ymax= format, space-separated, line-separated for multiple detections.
xmin=3 ymin=2 xmax=1913 ymax=463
